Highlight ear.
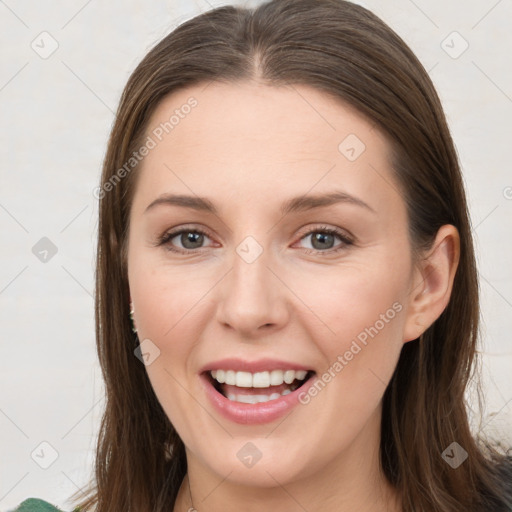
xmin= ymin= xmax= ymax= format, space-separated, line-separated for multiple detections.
xmin=402 ymin=224 xmax=460 ymax=343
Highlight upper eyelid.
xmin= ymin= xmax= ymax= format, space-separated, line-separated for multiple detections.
xmin=163 ymin=224 xmax=350 ymax=238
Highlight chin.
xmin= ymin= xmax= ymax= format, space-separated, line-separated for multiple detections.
xmin=196 ymin=436 xmax=325 ymax=488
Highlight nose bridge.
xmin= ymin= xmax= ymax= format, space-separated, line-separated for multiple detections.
xmin=216 ymin=233 xmax=288 ymax=334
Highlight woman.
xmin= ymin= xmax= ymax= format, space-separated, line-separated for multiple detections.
xmin=15 ymin=0 xmax=512 ymax=510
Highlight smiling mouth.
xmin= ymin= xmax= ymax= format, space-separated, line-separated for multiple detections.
xmin=205 ymin=369 xmax=316 ymax=404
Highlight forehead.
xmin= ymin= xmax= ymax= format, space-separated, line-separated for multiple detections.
xmin=132 ymin=81 xmax=401 ymax=216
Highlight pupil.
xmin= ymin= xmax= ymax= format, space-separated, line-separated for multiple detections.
xmin=313 ymin=232 xmax=333 ymax=250
xmin=182 ymin=232 xmax=203 ymax=249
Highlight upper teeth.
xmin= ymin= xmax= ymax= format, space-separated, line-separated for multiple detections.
xmin=210 ymin=369 xmax=309 ymax=388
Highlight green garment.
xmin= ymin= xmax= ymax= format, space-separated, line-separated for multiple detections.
xmin=13 ymin=498 xmax=79 ymax=512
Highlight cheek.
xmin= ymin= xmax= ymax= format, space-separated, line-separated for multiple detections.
xmin=290 ymin=258 xmax=409 ymax=353
xmin=143 ymin=364 xmax=205 ymax=455
xmin=128 ymin=256 xmax=216 ymax=434
xmin=287 ymin=277 xmax=407 ymax=468
xmin=288 ymin=256 xmax=410 ymax=425
xmin=131 ymin=268 xmax=210 ymax=443
xmin=129 ymin=254 xmax=214 ymax=345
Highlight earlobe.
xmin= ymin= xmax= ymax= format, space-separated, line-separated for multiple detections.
xmin=129 ymin=297 xmax=138 ymax=333
xmin=403 ymin=224 xmax=460 ymax=343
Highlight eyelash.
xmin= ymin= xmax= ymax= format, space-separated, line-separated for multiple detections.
xmin=156 ymin=225 xmax=354 ymax=255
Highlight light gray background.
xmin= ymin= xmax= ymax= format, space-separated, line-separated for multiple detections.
xmin=1 ymin=0 xmax=511 ymax=509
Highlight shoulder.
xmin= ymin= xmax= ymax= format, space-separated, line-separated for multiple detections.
xmin=11 ymin=498 xmax=79 ymax=512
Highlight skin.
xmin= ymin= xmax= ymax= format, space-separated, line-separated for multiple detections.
xmin=126 ymin=81 xmax=460 ymax=512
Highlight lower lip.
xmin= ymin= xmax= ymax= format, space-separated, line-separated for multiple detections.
xmin=200 ymin=373 xmax=315 ymax=425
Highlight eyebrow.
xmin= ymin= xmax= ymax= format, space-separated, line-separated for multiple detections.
xmin=144 ymin=191 xmax=376 ymax=215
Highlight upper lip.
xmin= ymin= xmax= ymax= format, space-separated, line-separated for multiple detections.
xmin=200 ymin=357 xmax=314 ymax=374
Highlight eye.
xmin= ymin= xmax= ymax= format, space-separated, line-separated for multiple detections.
xmin=295 ymin=225 xmax=354 ymax=254
xmin=156 ymin=227 xmax=214 ymax=253
xmin=156 ymin=225 xmax=354 ymax=255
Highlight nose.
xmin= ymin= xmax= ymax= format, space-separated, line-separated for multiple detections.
xmin=215 ymin=242 xmax=290 ymax=338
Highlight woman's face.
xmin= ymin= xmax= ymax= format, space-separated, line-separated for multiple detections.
xmin=127 ymin=81 xmax=421 ymax=489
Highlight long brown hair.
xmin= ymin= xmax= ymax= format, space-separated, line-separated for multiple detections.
xmin=71 ymin=1 xmax=512 ymax=510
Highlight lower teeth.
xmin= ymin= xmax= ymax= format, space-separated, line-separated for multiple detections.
xmin=226 ymin=389 xmax=292 ymax=404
